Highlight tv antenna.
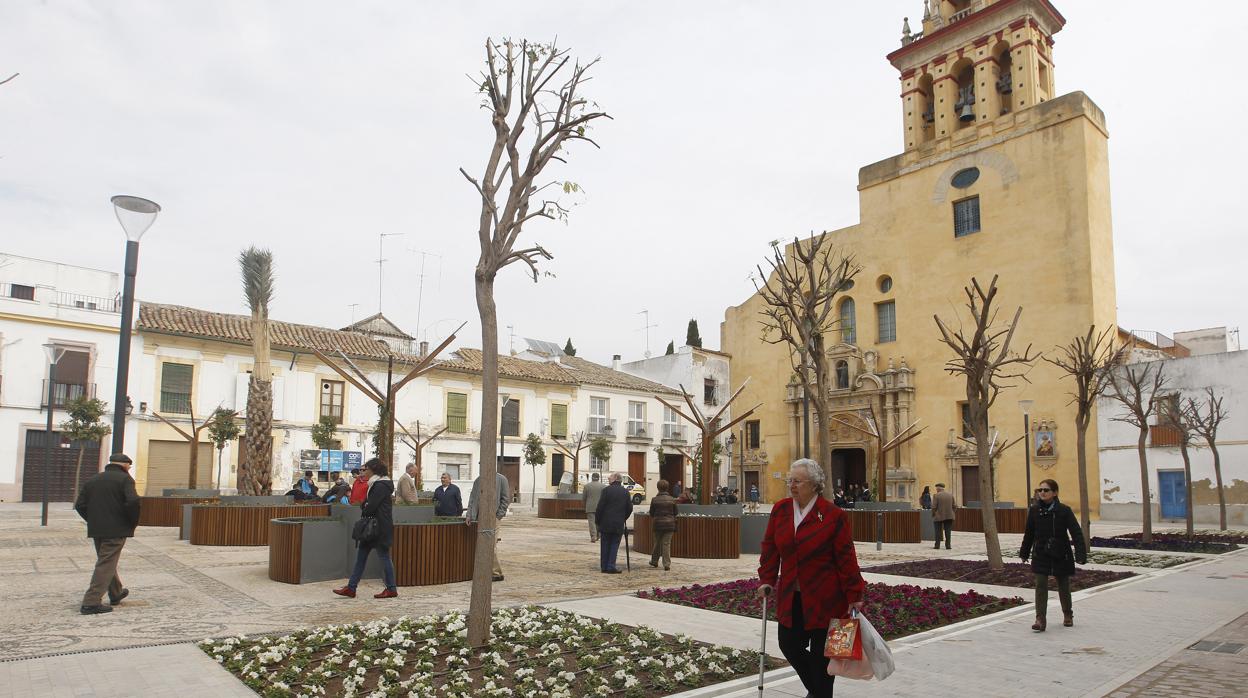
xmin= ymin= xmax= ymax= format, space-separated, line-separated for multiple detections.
xmin=636 ymin=310 xmax=659 ymax=358
xmin=376 ymin=233 xmax=405 ymax=314
xmin=347 ymin=303 xmax=360 ymax=324
xmin=506 ymin=324 xmax=517 ymax=355
xmin=409 ymin=248 xmax=443 ymax=342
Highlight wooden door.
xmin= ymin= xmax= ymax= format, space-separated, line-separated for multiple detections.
xmin=22 ymin=429 xmax=99 ymax=502
xmin=745 ymin=470 xmax=760 ymax=496
xmin=628 ymin=451 xmax=646 ymax=490
xmin=961 ymin=465 xmax=980 ymax=506
xmin=500 ymin=457 xmax=520 ymax=502
xmin=660 ymin=454 xmax=683 ymax=488
xmin=1158 ymin=470 xmax=1186 ymax=519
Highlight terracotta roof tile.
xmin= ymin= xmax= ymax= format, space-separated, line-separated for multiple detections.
xmin=437 ymin=348 xmax=577 ymax=385
xmin=560 ymin=356 xmax=683 ymax=395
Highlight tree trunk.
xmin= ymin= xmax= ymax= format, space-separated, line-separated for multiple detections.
xmin=188 ymin=434 xmax=199 ymax=489
xmin=243 ymin=376 xmax=273 ymax=495
xmin=1207 ymin=437 xmax=1226 ymax=531
xmin=1075 ymin=413 xmax=1092 ymax=549
xmin=571 ymin=455 xmax=580 ymax=495
xmin=811 ymin=364 xmax=832 ymax=498
xmin=1178 ymin=438 xmax=1194 ymax=536
xmin=467 ymin=273 xmax=500 ymax=648
xmin=531 ymin=465 xmax=537 ymax=509
xmin=972 ymin=413 xmax=1003 ymax=569
xmin=1136 ymin=426 xmax=1152 ymax=543
xmin=72 ymin=445 xmax=85 ymax=501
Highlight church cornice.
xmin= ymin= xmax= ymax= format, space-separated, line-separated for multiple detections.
xmin=887 ymin=0 xmax=1066 ymax=71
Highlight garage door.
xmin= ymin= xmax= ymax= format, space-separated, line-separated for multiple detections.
xmin=22 ymin=430 xmax=101 ymax=502
xmin=145 ymin=440 xmax=215 ymax=495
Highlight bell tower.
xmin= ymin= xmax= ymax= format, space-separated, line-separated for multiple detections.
xmin=890 ymin=0 xmax=1065 ymax=152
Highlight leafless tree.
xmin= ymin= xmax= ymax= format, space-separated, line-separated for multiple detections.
xmin=460 ymin=39 xmax=609 ymax=647
xmin=934 ymin=275 xmax=1038 ymax=569
xmin=755 ymin=236 xmax=860 ymax=490
xmin=1160 ymin=394 xmax=1198 ymax=536
xmin=1107 ymin=362 xmax=1167 ymax=543
xmin=1044 ymin=325 xmax=1120 ymax=547
xmin=1188 ymin=387 xmax=1230 ymax=530
xmin=151 ymin=406 xmax=217 ymax=489
xmin=552 ymin=431 xmax=588 ymax=494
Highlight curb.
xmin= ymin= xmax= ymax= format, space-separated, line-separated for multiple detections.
xmin=666 ymin=667 xmax=798 ymax=697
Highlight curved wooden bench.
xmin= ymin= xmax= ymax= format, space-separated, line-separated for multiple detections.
xmin=954 ymin=507 xmax=1027 ymax=534
xmin=538 ymin=497 xmax=588 ymax=520
xmin=845 ymin=509 xmax=922 ymax=543
xmin=632 ymin=513 xmax=739 ymax=559
xmin=190 ymin=504 xmax=330 ymax=546
xmin=139 ymin=496 xmax=219 ymax=527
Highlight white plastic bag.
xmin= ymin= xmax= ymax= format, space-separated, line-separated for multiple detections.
xmin=858 ymin=613 xmax=895 ymax=681
xmin=827 ymin=654 xmax=874 ymax=680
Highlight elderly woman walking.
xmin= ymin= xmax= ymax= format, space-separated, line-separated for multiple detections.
xmin=758 ymin=459 xmax=865 ymax=697
xmin=647 ymin=479 xmax=678 ymax=571
xmin=1020 ymin=478 xmax=1086 ymax=631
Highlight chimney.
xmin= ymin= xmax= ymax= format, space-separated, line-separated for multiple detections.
xmin=419 ymin=340 xmax=429 ymax=358
xmin=612 ymin=354 xmax=622 ymax=371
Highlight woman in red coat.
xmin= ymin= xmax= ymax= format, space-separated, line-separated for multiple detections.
xmin=758 ymin=459 xmax=866 ymax=697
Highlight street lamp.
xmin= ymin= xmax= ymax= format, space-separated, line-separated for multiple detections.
xmin=726 ymin=432 xmax=736 ymax=492
xmin=109 ymin=195 xmax=160 ymax=456
xmin=41 ymin=343 xmax=67 ymax=527
xmin=498 ymin=392 xmax=511 ymax=475
xmin=1019 ymin=399 xmax=1034 ymax=505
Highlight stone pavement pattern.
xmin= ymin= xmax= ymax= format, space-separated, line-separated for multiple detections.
xmin=1107 ymin=609 xmax=1248 ymax=697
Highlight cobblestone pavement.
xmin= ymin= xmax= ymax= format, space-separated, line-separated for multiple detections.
xmin=1107 ymin=610 xmax=1248 ymax=697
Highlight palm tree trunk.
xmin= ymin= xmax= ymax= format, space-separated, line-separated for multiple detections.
xmin=1207 ymin=436 xmax=1226 ymax=531
xmin=1075 ymin=416 xmax=1092 ymax=549
xmin=1137 ymin=427 xmax=1152 ymax=543
xmin=242 ymin=311 xmax=274 ymax=495
xmin=467 ymin=272 xmax=500 ymax=648
xmin=1178 ymin=438 xmax=1194 ymax=536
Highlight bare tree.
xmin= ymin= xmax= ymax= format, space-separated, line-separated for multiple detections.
xmin=1159 ymin=394 xmax=1198 ymax=536
xmin=1044 ymin=325 xmax=1120 ymax=547
xmin=238 ymin=247 xmax=275 ymax=495
xmin=755 ymin=236 xmax=860 ymax=489
xmin=152 ymin=406 xmax=216 ymax=489
xmin=934 ymin=275 xmax=1038 ymax=569
xmin=552 ymin=431 xmax=588 ymax=494
xmin=655 ymin=382 xmax=759 ymax=504
xmin=1107 ymin=362 xmax=1167 ymax=543
xmin=460 ymin=39 xmax=609 ymax=647
xmin=1188 ymin=387 xmax=1230 ymax=530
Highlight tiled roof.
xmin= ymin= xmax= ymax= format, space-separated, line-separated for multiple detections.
xmin=340 ymin=312 xmax=414 ymax=340
xmin=138 ymin=302 xmax=406 ymax=361
xmin=560 ymin=356 xmax=683 ymax=395
xmin=437 ymin=348 xmax=577 ymax=385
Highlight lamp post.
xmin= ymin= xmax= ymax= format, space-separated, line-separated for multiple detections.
xmin=1019 ymin=400 xmax=1034 ymax=506
xmin=726 ymin=432 xmax=735 ymax=492
xmin=42 ymin=344 xmax=67 ymax=527
xmin=498 ymin=392 xmax=510 ymax=479
xmin=109 ymin=195 xmax=160 ymax=456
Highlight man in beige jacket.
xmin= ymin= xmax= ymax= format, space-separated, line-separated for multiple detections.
xmin=396 ymin=463 xmax=420 ymax=504
xmin=931 ymin=483 xmax=956 ymax=550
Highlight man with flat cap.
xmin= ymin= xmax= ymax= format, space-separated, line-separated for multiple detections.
xmin=74 ymin=453 xmax=141 ymax=614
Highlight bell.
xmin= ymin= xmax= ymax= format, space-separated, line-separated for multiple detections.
xmin=958 ymin=103 xmax=975 ymax=122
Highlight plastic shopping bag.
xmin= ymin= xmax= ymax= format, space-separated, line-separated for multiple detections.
xmin=827 ymin=654 xmax=874 ymax=680
xmin=824 ymin=617 xmax=862 ymax=660
xmin=858 ymin=613 xmax=895 ymax=681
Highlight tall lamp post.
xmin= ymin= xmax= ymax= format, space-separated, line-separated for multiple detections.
xmin=41 ymin=344 xmax=67 ymax=526
xmin=498 ymin=392 xmax=510 ymax=486
xmin=1019 ymin=400 xmax=1034 ymax=506
xmin=109 ymin=195 xmax=161 ymax=455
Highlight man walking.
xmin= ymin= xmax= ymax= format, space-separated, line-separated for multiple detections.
xmin=595 ymin=472 xmax=633 ymax=574
xmin=396 ymin=463 xmax=420 ymax=504
xmin=467 ymin=471 xmax=510 ymax=582
xmin=931 ymin=482 xmax=956 ymax=550
xmin=75 ymin=453 xmax=141 ymax=615
xmin=432 ymin=472 xmax=462 ymax=516
xmin=582 ymin=472 xmax=606 ymax=543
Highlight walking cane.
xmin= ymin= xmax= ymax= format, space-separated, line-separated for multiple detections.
xmin=757 ymin=593 xmax=768 ymax=694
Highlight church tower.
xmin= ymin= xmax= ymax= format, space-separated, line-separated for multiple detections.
xmin=892 ymin=0 xmax=1064 ymax=152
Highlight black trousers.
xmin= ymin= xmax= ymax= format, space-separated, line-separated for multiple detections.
xmin=778 ymin=592 xmax=836 ymax=697
xmin=934 ymin=519 xmax=953 ymax=548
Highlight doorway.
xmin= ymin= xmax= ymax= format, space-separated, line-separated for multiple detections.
xmin=831 ymin=448 xmax=867 ymax=490
xmin=22 ymin=429 xmax=100 ymax=502
xmin=1158 ymin=470 xmax=1186 ymax=520
xmin=962 ymin=465 xmax=980 ymax=505
xmin=660 ymin=453 xmax=684 ymax=490
xmin=628 ymin=452 xmax=647 ymax=491
xmin=744 ymin=470 xmax=760 ymax=500
xmin=498 ymin=456 xmax=520 ymax=502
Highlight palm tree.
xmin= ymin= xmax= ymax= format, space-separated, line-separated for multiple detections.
xmin=239 ymin=247 xmax=275 ymax=495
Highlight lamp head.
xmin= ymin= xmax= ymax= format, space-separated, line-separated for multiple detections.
xmin=42 ymin=343 xmax=66 ymax=364
xmin=499 ymin=393 xmax=511 ymax=406
xmin=111 ymin=195 xmax=161 ymax=241
xmin=1018 ymin=399 xmax=1035 ymax=414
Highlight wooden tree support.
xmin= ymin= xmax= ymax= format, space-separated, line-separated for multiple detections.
xmin=829 ymin=404 xmax=926 ymax=503
xmin=551 ymin=431 xmax=588 ymax=494
xmin=655 ymin=379 xmax=761 ymax=504
xmin=151 ymin=406 xmax=218 ymax=489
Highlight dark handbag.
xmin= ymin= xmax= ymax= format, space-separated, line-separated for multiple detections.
xmin=352 ymin=515 xmax=380 ymax=544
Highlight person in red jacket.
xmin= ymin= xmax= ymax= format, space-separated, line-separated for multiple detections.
xmin=348 ymin=468 xmax=369 ymax=505
xmin=758 ymin=458 xmax=866 ymax=697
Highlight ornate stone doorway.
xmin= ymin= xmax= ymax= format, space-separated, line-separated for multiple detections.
xmin=831 ymin=448 xmax=867 ymax=490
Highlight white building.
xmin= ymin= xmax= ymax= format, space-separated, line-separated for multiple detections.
xmin=1098 ymin=350 xmax=1248 ymax=526
xmin=0 ymin=254 xmax=133 ymax=502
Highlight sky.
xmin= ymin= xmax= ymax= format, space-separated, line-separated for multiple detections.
xmin=1 ymin=0 xmax=1243 ymax=365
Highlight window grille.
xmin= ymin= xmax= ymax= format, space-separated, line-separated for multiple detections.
xmin=876 ymin=301 xmax=897 ymax=343
xmin=954 ymin=196 xmax=981 ymax=237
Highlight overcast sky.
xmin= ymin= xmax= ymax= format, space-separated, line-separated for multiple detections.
xmin=2 ymin=1 xmax=1242 ymax=365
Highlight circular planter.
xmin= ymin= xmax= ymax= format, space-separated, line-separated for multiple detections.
xmin=267 ymin=517 xmax=475 ymax=585
xmin=538 ymin=497 xmax=587 ymax=520
xmin=190 ymin=503 xmax=330 ymax=546
xmin=139 ymin=496 xmax=219 ymax=527
xmin=845 ymin=509 xmax=922 ymax=543
xmin=633 ymin=513 xmax=739 ymax=559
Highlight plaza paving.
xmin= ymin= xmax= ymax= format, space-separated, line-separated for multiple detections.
xmin=0 ymin=501 xmax=1244 ymax=697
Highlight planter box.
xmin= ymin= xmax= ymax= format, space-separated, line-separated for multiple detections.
xmin=845 ymin=509 xmax=922 ymax=543
xmin=538 ymin=497 xmax=588 ymax=519
xmin=675 ymin=503 xmax=745 ymax=518
xmin=139 ymin=496 xmax=218 ymax=527
xmin=954 ymin=507 xmax=1027 ymax=534
xmin=739 ymin=513 xmax=770 ymax=554
xmin=632 ymin=513 xmax=739 ymax=559
xmin=188 ymin=503 xmax=330 ymax=546
xmin=161 ymin=488 xmax=220 ymax=497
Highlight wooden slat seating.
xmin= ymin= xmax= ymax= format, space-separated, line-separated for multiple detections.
xmin=139 ymin=496 xmax=218 ymax=527
xmin=953 ymin=507 xmax=1028 ymax=534
xmin=844 ymin=509 xmax=922 ymax=543
xmin=537 ymin=498 xmax=587 ymax=520
xmin=190 ymin=504 xmax=330 ymax=546
xmin=268 ymin=519 xmax=302 ymax=583
xmin=392 ymin=522 xmax=476 ymax=586
xmin=632 ymin=513 xmax=740 ymax=559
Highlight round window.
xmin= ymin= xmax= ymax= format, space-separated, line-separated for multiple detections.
xmin=951 ymin=167 xmax=980 ymax=189
xmin=878 ymin=276 xmax=893 ymax=293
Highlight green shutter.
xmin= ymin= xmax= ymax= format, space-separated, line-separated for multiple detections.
xmin=160 ymin=363 xmax=194 ymax=414
xmin=446 ymin=392 xmax=468 ymax=433
xmin=551 ymin=404 xmax=568 ymax=439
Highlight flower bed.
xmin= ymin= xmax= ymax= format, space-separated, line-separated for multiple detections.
xmin=1115 ymin=531 xmax=1247 ymax=546
xmin=1085 ymin=551 xmax=1198 ymax=569
xmin=866 ymin=559 xmax=1134 ymax=591
xmin=200 ymin=606 xmax=778 ymax=697
xmin=636 ymin=578 xmax=1025 ymax=640
xmin=1091 ymin=536 xmax=1238 ymax=555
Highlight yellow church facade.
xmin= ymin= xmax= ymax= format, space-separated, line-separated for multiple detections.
xmin=722 ymin=0 xmax=1116 ymax=518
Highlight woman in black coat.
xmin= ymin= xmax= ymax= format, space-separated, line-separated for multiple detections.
xmin=333 ymin=458 xmax=397 ymax=599
xmin=1019 ymin=478 xmax=1086 ymax=632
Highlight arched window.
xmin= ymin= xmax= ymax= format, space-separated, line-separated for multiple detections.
xmin=839 ymin=298 xmax=856 ymax=344
xmin=835 ymin=360 xmax=850 ymax=390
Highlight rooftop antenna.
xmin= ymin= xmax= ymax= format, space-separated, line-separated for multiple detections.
xmin=348 ymin=303 xmax=360 ymax=325
xmin=409 ymin=248 xmax=443 ymax=343
xmin=636 ymin=310 xmax=659 ymax=358
xmin=507 ymin=324 xmax=516 ymax=356
xmin=377 ymin=232 xmax=405 ymax=314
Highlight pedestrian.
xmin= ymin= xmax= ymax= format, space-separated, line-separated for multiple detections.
xmin=920 ymin=485 xmax=932 ymax=510
xmin=931 ymin=482 xmax=955 ymax=550
xmin=74 ymin=453 xmax=141 ymax=614
xmin=595 ymin=472 xmax=633 ymax=574
xmin=297 ymin=470 xmax=319 ymax=499
xmin=647 ymin=479 xmax=678 ymax=571
xmin=348 ymin=467 xmax=368 ymax=504
xmin=747 ymin=483 xmax=760 ymax=512
xmin=582 ymin=472 xmax=606 ymax=543
xmin=758 ymin=458 xmax=865 ymax=697
xmin=321 ymin=478 xmax=350 ymax=504
xmin=727 ymin=488 xmax=740 ymax=504
xmin=859 ymin=485 xmax=872 ymax=502
xmin=675 ymin=489 xmax=693 ymax=504
xmin=333 ymin=458 xmax=397 ymax=599
xmin=396 ymin=463 xmax=420 ymax=504
xmin=671 ymin=480 xmax=683 ymax=499
xmin=432 ymin=472 xmax=463 ymax=516
xmin=1020 ymin=478 xmax=1086 ymax=632
xmin=833 ymin=488 xmax=848 ymax=508
xmin=467 ymin=470 xmax=510 ymax=582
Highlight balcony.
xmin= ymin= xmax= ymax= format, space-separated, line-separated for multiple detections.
xmin=626 ymin=421 xmax=653 ymax=441
xmin=41 ymin=381 xmax=96 ymax=409
xmin=53 ymin=291 xmax=121 ymax=313
xmin=661 ymin=423 xmax=686 ymax=443
xmin=1149 ymin=424 xmax=1184 ymax=448
xmin=587 ymin=417 xmax=616 ymax=437
xmin=445 ymin=414 xmax=467 ymax=434
xmin=159 ymin=390 xmax=192 ymax=415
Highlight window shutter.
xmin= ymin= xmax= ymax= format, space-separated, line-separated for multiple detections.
xmin=234 ymin=373 xmax=250 ymax=412
xmin=446 ymin=392 xmax=468 ymax=433
xmin=551 ymin=404 xmax=568 ymax=438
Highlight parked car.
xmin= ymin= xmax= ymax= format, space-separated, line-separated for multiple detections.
xmin=579 ymin=472 xmax=647 ymax=504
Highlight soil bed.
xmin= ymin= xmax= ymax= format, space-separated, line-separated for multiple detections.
xmin=1085 ymin=550 xmax=1198 ymax=568
xmin=1092 ymin=535 xmax=1238 ymax=555
xmin=866 ymin=559 xmax=1134 ymax=591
